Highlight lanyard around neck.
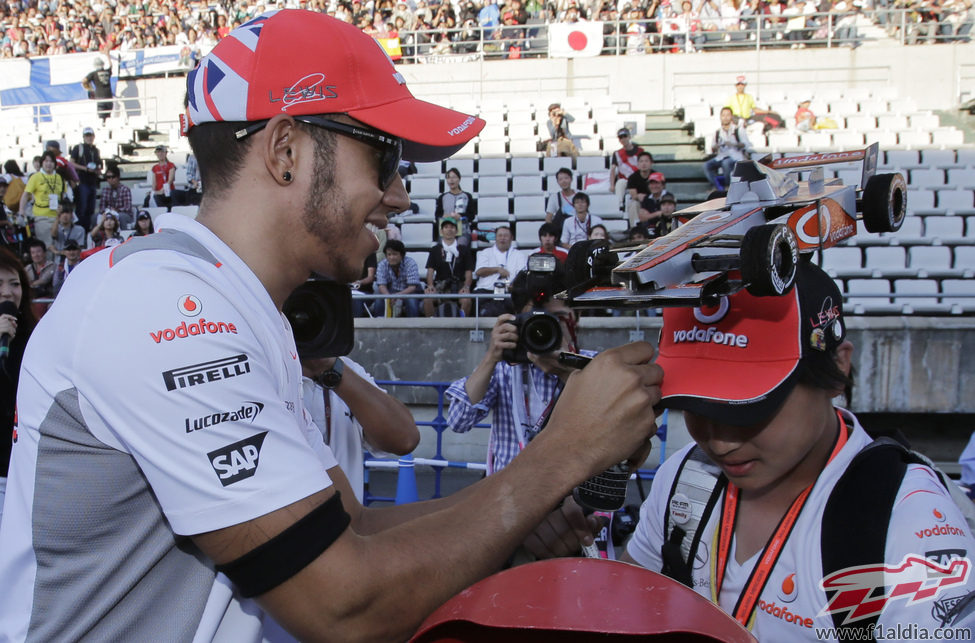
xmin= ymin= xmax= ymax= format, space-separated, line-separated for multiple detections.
xmin=710 ymin=410 xmax=849 ymax=628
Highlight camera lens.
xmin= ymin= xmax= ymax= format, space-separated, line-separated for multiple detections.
xmin=521 ymin=313 xmax=562 ymax=354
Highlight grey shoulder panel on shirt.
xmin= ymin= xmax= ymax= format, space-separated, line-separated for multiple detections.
xmin=28 ymin=387 xmax=214 ymax=642
xmin=110 ymin=227 xmax=220 ymax=267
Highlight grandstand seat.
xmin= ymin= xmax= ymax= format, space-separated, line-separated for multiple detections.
xmin=865 ymin=131 xmax=898 ymax=149
xmin=478 ymin=157 xmax=508 ymax=176
xmin=920 ymin=150 xmax=958 ymax=169
xmin=477 ymin=175 xmax=509 ymax=197
xmin=603 ymin=219 xmax=628 ymax=235
xmin=909 ymin=169 xmax=946 ymax=189
xmin=511 ymin=156 xmax=541 ymax=175
xmin=941 ymin=279 xmax=975 ymax=313
xmin=923 ymin=216 xmax=964 ymax=240
xmin=968 ymin=217 xmax=975 ymax=238
xmin=145 ymin=206 xmax=168 ymax=218
xmin=858 ymin=99 xmax=887 ymax=116
xmin=478 ymin=139 xmax=507 ymax=157
xmin=821 ymin=247 xmax=868 ymax=278
xmin=508 ymin=123 xmax=536 ymax=139
xmin=408 ymin=177 xmax=441 ymax=198
xmin=898 ymin=130 xmax=932 ymax=148
xmin=509 ymin=138 xmax=540 ymax=155
xmin=932 ymin=129 xmax=965 ymax=147
xmin=414 ymin=161 xmax=443 ymax=177
xmin=512 ymin=175 xmax=543 ymax=195
xmin=576 ymin=156 xmax=607 ymax=173
xmin=893 ymin=279 xmax=947 ymax=314
xmin=947 ymin=169 xmax=975 ymax=189
xmin=864 ymin=246 xmax=910 ymax=277
xmin=170 ymin=205 xmax=198 ymax=219
xmin=401 ymin=222 xmax=434 ymax=246
xmin=846 ymin=278 xmax=898 ymax=314
xmin=477 ymin=196 xmax=511 ymax=218
xmin=906 ymin=189 xmax=936 ymax=212
xmin=954 ymin=246 xmax=975 ymax=270
xmin=908 ymin=245 xmax=953 ymax=277
xmin=589 ymin=194 xmax=622 ymax=218
xmin=767 ymin=131 xmax=799 ymax=150
xmin=887 ymin=97 xmax=918 ymax=114
xmin=886 ymin=150 xmax=921 ymax=169
xmin=877 ymin=115 xmax=909 ymax=131
xmin=411 ymin=198 xmax=437 ymax=216
xmin=884 ymin=214 xmax=923 ymax=240
xmin=455 ymin=138 xmax=477 ymax=158
xmin=543 ymin=157 xmax=570 ymax=174
xmin=827 ymin=99 xmax=858 ymax=117
xmin=406 ymin=252 xmax=429 ymax=273
xmin=832 ymin=131 xmax=864 ymax=149
xmin=937 ymin=190 xmax=975 ymax=213
xmin=957 ymin=149 xmax=975 ymax=165
xmin=513 ymin=195 xmax=547 ymax=219
xmin=449 ymin=159 xmax=475 ymax=177
xmin=800 ymin=131 xmax=831 ymax=150
xmin=514 ymin=220 xmax=543 ymax=247
xmin=845 ymin=115 xmax=877 ymax=131
xmin=908 ymin=113 xmax=940 ymax=130
xmin=683 ymin=104 xmax=712 ymax=122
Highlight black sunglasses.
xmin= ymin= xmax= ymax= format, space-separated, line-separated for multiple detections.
xmin=235 ymin=116 xmax=402 ymax=189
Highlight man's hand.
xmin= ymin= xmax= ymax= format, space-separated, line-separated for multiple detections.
xmin=533 ymin=342 xmax=662 ymax=481
xmin=522 ymin=494 xmax=602 ymax=559
xmin=527 ymin=348 xmax=574 ymax=381
xmin=487 ymin=313 xmax=518 ymax=364
xmin=498 ymin=267 xmax=510 ymax=280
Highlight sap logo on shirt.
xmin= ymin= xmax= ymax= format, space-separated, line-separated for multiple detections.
xmin=925 ymin=549 xmax=968 ymax=579
xmin=162 ymin=354 xmax=251 ymax=391
xmin=185 ymin=401 xmax=265 ymax=433
xmin=208 ymin=431 xmax=268 ymax=486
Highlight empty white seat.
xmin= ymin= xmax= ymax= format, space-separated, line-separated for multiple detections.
xmin=477 ymin=175 xmax=509 ymax=197
xmin=576 ymin=156 xmax=607 ymax=173
xmin=894 ymin=278 xmax=941 ymax=311
xmin=401 ymin=222 xmax=434 ymax=245
xmin=907 ymin=189 xmax=936 ymax=212
xmin=956 ymin=149 xmax=975 ymax=165
xmin=865 ymin=130 xmax=898 ymax=148
xmin=170 ymin=205 xmax=198 ymax=219
xmin=845 ymin=115 xmax=877 ymax=131
xmin=478 ymin=139 xmax=506 ymax=156
xmin=878 ymin=115 xmax=909 ymax=130
xmin=511 ymin=156 xmax=540 ymax=175
xmin=947 ymin=169 xmax=975 ymax=189
xmin=406 ymin=251 xmax=430 ymax=271
xmin=589 ymin=194 xmax=622 ymax=217
xmin=478 ymin=157 xmax=507 ymax=176
xmin=477 ymin=196 xmax=510 ymax=218
xmin=832 ymin=131 xmax=864 ymax=149
xmin=513 ymin=195 xmax=546 ymax=219
xmin=507 ymin=123 xmax=536 ymax=139
xmin=509 ymin=138 xmax=540 ymax=155
xmin=898 ymin=130 xmax=932 ymax=147
xmin=922 ymin=216 xmax=964 ymax=239
xmin=828 ymin=99 xmax=858 ymax=116
xmin=821 ymin=247 xmax=863 ymax=276
xmin=865 ymin=246 xmax=906 ymax=271
xmin=514 ymin=220 xmax=543 ymax=247
xmin=910 ymin=169 xmax=945 ymax=189
xmin=411 ymin=198 xmax=436 ymax=216
xmin=767 ymin=130 xmax=799 ymax=150
xmin=447 ymin=159 xmax=475 ymax=177
xmin=887 ymin=150 xmax=921 ymax=168
xmin=414 ymin=161 xmax=443 ymax=177
xmin=512 ymin=176 xmax=543 ymax=195
xmin=887 ymin=97 xmax=918 ymax=113
xmin=454 ymin=138 xmax=477 ymax=158
xmin=954 ymin=246 xmax=975 ymax=270
xmin=543 ymin=156 xmax=572 ymax=174
xmin=908 ymin=113 xmax=940 ymax=130
xmin=921 ymin=149 xmax=957 ymax=168
xmin=938 ymin=190 xmax=975 ymax=213
xmin=931 ymin=128 xmax=964 ymax=147
xmin=800 ymin=131 xmax=832 ymax=150
xmin=942 ymin=279 xmax=975 ymax=312
xmin=908 ymin=246 xmax=952 ymax=271
xmin=858 ymin=99 xmax=887 ymax=115
xmin=846 ymin=278 xmax=895 ymax=314
xmin=887 ymin=214 xmax=923 ymax=239
xmin=408 ymin=177 xmax=441 ymax=198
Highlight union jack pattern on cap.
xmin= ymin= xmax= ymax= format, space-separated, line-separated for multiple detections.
xmin=181 ymin=9 xmax=484 ymax=162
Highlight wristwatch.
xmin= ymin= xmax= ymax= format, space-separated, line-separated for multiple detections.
xmin=320 ymin=358 xmax=344 ymax=390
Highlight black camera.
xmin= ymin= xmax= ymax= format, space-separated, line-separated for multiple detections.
xmin=282 ymin=279 xmax=355 ymax=359
xmin=502 ymin=310 xmax=563 ymax=364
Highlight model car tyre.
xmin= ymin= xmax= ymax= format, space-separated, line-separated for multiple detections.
xmin=862 ymin=173 xmax=907 ymax=233
xmin=741 ymin=223 xmax=799 ymax=297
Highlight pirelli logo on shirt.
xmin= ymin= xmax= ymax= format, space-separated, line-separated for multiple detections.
xmin=162 ymin=354 xmax=251 ymax=391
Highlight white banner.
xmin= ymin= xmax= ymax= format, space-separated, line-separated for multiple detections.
xmin=116 ymin=45 xmax=194 ymax=78
xmin=548 ymin=21 xmax=604 ymax=58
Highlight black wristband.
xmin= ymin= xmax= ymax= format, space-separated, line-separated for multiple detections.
xmin=215 ymin=490 xmax=351 ymax=597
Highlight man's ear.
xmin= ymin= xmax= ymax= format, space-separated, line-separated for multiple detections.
xmin=262 ymin=114 xmax=298 ymax=187
xmin=834 ymin=340 xmax=854 ymax=378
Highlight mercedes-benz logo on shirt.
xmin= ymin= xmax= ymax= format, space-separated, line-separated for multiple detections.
xmin=178 ymin=295 xmax=202 ymax=317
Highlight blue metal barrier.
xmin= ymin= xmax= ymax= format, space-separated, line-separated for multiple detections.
xmin=363 ymin=380 xmax=668 ymax=505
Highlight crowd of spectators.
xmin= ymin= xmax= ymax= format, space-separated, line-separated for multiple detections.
xmin=0 ymin=0 xmax=969 ymax=61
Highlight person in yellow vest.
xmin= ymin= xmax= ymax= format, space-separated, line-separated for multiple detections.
xmin=726 ymin=75 xmax=770 ymax=124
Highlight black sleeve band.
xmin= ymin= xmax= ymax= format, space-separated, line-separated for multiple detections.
xmin=215 ymin=490 xmax=351 ymax=598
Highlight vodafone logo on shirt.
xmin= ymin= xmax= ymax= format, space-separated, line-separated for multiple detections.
xmin=178 ymin=294 xmax=202 ymax=317
xmin=150 ymin=319 xmax=238 ymax=343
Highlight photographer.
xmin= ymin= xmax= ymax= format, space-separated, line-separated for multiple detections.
xmin=423 ymin=217 xmax=473 ymax=317
xmin=446 ymin=262 xmax=594 ymax=474
xmin=545 ymin=102 xmax=579 ymax=158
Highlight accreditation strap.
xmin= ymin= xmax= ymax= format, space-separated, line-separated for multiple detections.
xmin=710 ymin=410 xmax=849 ymax=628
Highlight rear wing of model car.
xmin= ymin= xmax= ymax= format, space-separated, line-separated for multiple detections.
xmin=756 ymin=142 xmax=879 ymax=189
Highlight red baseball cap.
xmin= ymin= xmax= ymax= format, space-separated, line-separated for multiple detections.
xmin=656 ymin=262 xmax=846 ymax=426
xmin=184 ymin=10 xmax=484 ymax=162
xmin=648 ymin=172 xmax=666 ymax=183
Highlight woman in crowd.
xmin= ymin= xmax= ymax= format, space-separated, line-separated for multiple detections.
xmin=0 ymin=246 xmax=36 ymax=519
xmin=132 ymin=210 xmax=155 ymax=237
xmin=434 ymin=167 xmax=477 ymax=244
xmin=89 ymin=210 xmax=123 ymax=246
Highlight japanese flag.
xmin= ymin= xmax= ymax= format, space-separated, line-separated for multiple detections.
xmin=549 ymin=21 xmax=604 ymax=58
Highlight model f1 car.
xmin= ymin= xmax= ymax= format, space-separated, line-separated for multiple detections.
xmin=564 ymin=143 xmax=906 ymax=309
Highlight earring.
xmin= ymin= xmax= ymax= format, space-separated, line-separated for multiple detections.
xmin=283 ymin=171 xmax=292 ymax=182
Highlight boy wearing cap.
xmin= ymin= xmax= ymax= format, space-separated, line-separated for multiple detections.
xmin=149 ymin=145 xmax=176 ymax=210
xmin=51 ymin=239 xmax=82 ymax=296
xmin=637 ymin=171 xmax=671 ymax=225
xmin=69 ymin=127 xmax=102 ymax=229
xmin=1 ymin=11 xmax=661 ymax=642
xmin=623 ymin=262 xmax=975 ymax=640
xmin=51 ymin=201 xmax=86 ymax=259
